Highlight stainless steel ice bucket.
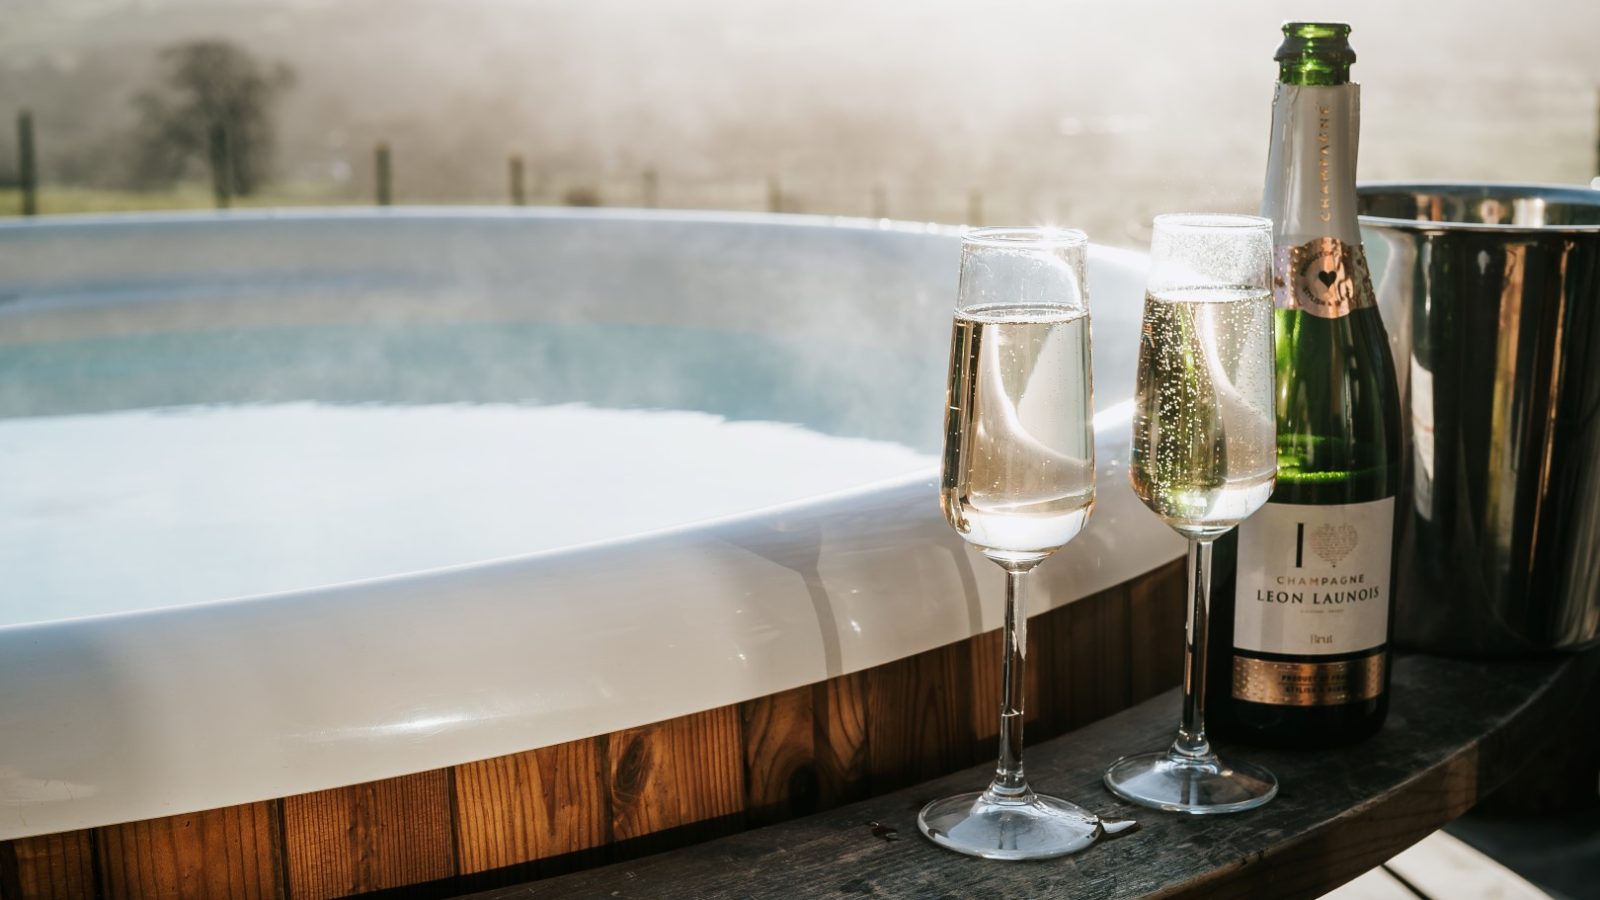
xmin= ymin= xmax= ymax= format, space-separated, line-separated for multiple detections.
xmin=1359 ymin=183 xmax=1600 ymax=655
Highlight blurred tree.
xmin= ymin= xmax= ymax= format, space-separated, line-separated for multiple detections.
xmin=131 ymin=40 xmax=293 ymax=195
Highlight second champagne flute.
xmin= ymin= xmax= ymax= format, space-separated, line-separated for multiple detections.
xmin=1104 ymin=214 xmax=1279 ymax=814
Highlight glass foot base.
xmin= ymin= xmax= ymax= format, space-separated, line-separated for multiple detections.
xmin=1104 ymin=751 xmax=1277 ymax=815
xmin=917 ymin=790 xmax=1113 ymax=860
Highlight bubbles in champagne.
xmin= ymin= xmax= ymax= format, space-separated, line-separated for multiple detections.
xmin=1129 ymin=287 xmax=1276 ymax=540
xmin=941 ymin=303 xmax=1096 ymax=565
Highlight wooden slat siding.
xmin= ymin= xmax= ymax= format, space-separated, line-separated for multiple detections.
xmin=607 ymin=705 xmax=744 ymax=844
xmin=811 ymin=672 xmax=869 ymax=809
xmin=741 ymin=687 xmax=815 ymax=826
xmin=1032 ymin=598 xmax=1067 ymax=726
xmin=1127 ymin=558 xmax=1187 ymax=703
xmin=1065 ymin=585 xmax=1133 ymax=730
xmin=665 ymin=705 xmax=746 ymax=832
xmin=452 ymin=737 xmax=607 ymax=875
xmin=1043 ymin=586 xmax=1094 ymax=733
xmin=738 ymin=673 xmax=870 ymax=826
xmin=866 ymin=640 xmax=973 ymax=793
xmin=281 ymin=770 xmax=454 ymax=900
xmin=0 ymin=832 xmax=95 ymax=900
xmin=1033 ymin=597 xmax=1074 ymax=735
xmin=97 ymin=802 xmax=281 ymax=900
xmin=1030 ymin=591 xmax=1078 ymax=739
xmin=966 ymin=627 xmax=1002 ymax=753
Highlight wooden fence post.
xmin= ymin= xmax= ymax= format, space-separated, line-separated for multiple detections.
xmin=509 ymin=154 xmax=525 ymax=206
xmin=17 ymin=109 xmax=37 ymax=216
xmin=375 ymin=142 xmax=392 ymax=206
xmin=207 ymin=123 xmax=231 ymax=209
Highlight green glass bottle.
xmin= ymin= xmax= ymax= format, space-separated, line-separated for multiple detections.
xmin=1209 ymin=22 xmax=1403 ymax=748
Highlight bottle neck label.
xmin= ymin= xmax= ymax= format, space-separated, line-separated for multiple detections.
xmin=1276 ymin=237 xmax=1376 ymax=318
xmin=1261 ymin=82 xmax=1374 ymax=319
xmin=1261 ymin=83 xmax=1361 ymax=243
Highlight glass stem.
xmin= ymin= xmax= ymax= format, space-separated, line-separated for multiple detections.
xmin=1173 ymin=538 xmax=1215 ymax=762
xmin=989 ymin=564 xmax=1031 ymax=799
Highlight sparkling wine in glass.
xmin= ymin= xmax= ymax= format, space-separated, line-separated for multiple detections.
xmin=1104 ymin=213 xmax=1280 ymax=814
xmin=919 ymin=227 xmax=1132 ymax=859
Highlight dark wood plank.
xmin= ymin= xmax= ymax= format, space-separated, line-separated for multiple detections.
xmin=460 ymin=651 xmax=1597 ymax=900
xmin=966 ymin=626 xmax=1002 ymax=753
xmin=1033 ymin=601 xmax=1065 ymax=732
xmin=1195 ymin=755 xmax=1486 ymax=898
xmin=453 ymin=738 xmax=607 ymax=874
xmin=741 ymin=686 xmax=816 ymax=826
xmin=1064 ymin=585 xmax=1133 ymax=730
xmin=866 ymin=640 xmax=974 ymax=792
xmin=97 ymin=802 xmax=281 ymax=900
xmin=1128 ymin=558 xmax=1187 ymax=703
xmin=812 ymin=672 xmax=869 ymax=809
xmin=1476 ymin=660 xmax=1600 ymax=815
xmin=282 ymin=770 xmax=454 ymax=900
xmin=608 ymin=705 xmax=745 ymax=844
xmin=0 ymin=832 xmax=95 ymax=900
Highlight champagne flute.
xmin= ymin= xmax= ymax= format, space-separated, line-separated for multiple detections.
xmin=1104 ymin=213 xmax=1279 ymax=814
xmin=919 ymin=227 xmax=1124 ymax=859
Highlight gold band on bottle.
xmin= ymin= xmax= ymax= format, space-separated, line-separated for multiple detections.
xmin=1232 ymin=652 xmax=1386 ymax=706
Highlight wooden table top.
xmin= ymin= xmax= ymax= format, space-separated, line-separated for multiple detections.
xmin=461 ymin=651 xmax=1597 ymax=900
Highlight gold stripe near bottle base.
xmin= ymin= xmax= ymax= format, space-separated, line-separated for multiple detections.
xmin=1232 ymin=653 xmax=1386 ymax=706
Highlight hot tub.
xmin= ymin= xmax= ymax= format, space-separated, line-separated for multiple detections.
xmin=0 ymin=209 xmax=1177 ymax=839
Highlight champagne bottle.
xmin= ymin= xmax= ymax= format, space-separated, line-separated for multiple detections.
xmin=1209 ymin=22 xmax=1402 ymax=748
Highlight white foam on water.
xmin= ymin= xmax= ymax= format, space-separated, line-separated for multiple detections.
xmin=0 ymin=402 xmax=935 ymax=626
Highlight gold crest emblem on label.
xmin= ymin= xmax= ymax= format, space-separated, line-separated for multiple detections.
xmin=1309 ymin=522 xmax=1359 ymax=566
xmin=1274 ymin=238 xmax=1376 ymax=319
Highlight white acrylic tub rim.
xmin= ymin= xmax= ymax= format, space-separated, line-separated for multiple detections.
xmin=0 ymin=208 xmax=1178 ymax=839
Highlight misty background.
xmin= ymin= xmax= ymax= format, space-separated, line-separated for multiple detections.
xmin=3 ymin=0 xmax=1598 ymax=245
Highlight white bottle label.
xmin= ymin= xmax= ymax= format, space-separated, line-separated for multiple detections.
xmin=1233 ymin=497 xmax=1393 ymax=656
